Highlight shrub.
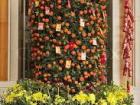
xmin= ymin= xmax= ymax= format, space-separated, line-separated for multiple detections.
xmin=0 ymin=80 xmax=133 ymax=105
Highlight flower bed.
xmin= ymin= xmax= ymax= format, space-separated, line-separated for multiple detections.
xmin=0 ymin=80 xmax=133 ymax=105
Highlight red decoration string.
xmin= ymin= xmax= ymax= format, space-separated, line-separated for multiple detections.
xmin=123 ymin=0 xmax=134 ymax=92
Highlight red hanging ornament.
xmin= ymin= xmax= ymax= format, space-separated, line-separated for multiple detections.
xmin=123 ymin=58 xmax=131 ymax=76
xmin=40 ymin=6 xmax=45 ymax=10
xmin=69 ymin=42 xmax=76 ymax=50
xmin=100 ymin=52 xmax=107 ymax=65
xmin=127 ymin=81 xmax=130 ymax=92
xmin=122 ymin=0 xmax=134 ymax=92
xmin=64 ymin=45 xmax=69 ymax=50
xmin=99 ymin=75 xmax=107 ymax=83
xmin=64 ymin=42 xmax=76 ymax=51
xmin=123 ymin=2 xmax=134 ymax=75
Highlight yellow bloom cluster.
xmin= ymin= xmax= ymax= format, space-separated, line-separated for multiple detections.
xmin=98 ymin=99 xmax=107 ymax=105
xmin=3 ymin=84 xmax=49 ymax=105
xmin=72 ymin=91 xmax=96 ymax=104
xmin=2 ymin=82 xmax=132 ymax=105
xmin=32 ymin=92 xmax=49 ymax=103
xmin=106 ymin=89 xmax=128 ymax=105
xmin=107 ymin=92 xmax=117 ymax=105
xmin=25 ymin=92 xmax=49 ymax=105
xmin=88 ymin=94 xmax=96 ymax=104
xmin=4 ymin=84 xmax=26 ymax=103
xmin=54 ymin=95 xmax=65 ymax=105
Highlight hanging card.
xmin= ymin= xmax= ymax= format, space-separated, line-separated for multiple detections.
xmin=45 ymin=7 xmax=50 ymax=15
xmin=56 ymin=46 xmax=61 ymax=54
xmin=35 ymin=1 xmax=39 ymax=7
xmin=56 ymin=24 xmax=62 ymax=32
xmin=80 ymin=18 xmax=85 ymax=27
xmin=81 ymin=52 xmax=86 ymax=60
xmin=65 ymin=60 xmax=72 ymax=69
xmin=103 ymin=11 xmax=106 ymax=20
xmin=92 ymin=38 xmax=97 ymax=45
xmin=92 ymin=8 xmax=96 ymax=16
xmin=38 ymin=23 xmax=44 ymax=30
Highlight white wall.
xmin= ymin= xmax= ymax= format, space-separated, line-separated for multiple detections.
xmin=113 ymin=0 xmax=121 ymax=85
xmin=135 ymin=0 xmax=140 ymax=88
xmin=133 ymin=0 xmax=140 ymax=104
xmin=9 ymin=0 xmax=19 ymax=81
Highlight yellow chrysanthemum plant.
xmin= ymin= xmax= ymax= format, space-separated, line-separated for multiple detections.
xmin=72 ymin=91 xmax=96 ymax=105
xmin=0 ymin=80 xmax=133 ymax=105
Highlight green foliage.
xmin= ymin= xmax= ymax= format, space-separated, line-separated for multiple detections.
xmin=0 ymin=80 xmax=133 ymax=105
xmin=28 ymin=0 xmax=110 ymax=92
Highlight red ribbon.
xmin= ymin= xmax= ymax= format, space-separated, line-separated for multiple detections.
xmin=100 ymin=52 xmax=107 ymax=65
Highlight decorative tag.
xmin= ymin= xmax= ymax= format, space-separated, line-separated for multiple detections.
xmin=35 ymin=11 xmax=39 ymax=15
xmin=56 ymin=24 xmax=61 ymax=31
xmin=81 ymin=52 xmax=86 ymax=60
xmin=35 ymin=1 xmax=39 ymax=7
xmin=56 ymin=46 xmax=61 ymax=54
xmin=92 ymin=38 xmax=97 ymax=45
xmin=38 ymin=23 xmax=44 ymax=30
xmin=92 ymin=9 xmax=96 ymax=16
xmin=45 ymin=7 xmax=50 ymax=15
xmin=99 ymin=28 xmax=103 ymax=35
xmin=65 ymin=60 xmax=72 ymax=69
xmin=80 ymin=18 xmax=85 ymax=27
xmin=67 ymin=0 xmax=71 ymax=8
xmin=103 ymin=11 xmax=106 ymax=20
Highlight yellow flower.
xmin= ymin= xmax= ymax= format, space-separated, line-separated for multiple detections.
xmin=13 ymin=84 xmax=23 ymax=92
xmin=16 ymin=90 xmax=26 ymax=97
xmin=5 ymin=92 xmax=16 ymax=103
xmin=115 ymin=90 xmax=127 ymax=101
xmin=4 ymin=89 xmax=26 ymax=104
xmin=88 ymin=93 xmax=96 ymax=104
xmin=72 ymin=91 xmax=88 ymax=104
xmin=98 ymin=99 xmax=107 ymax=105
xmin=32 ymin=92 xmax=48 ymax=103
xmin=107 ymin=93 xmax=117 ymax=105
xmin=30 ymin=101 xmax=37 ymax=105
xmin=25 ymin=95 xmax=31 ymax=102
xmin=54 ymin=95 xmax=65 ymax=105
